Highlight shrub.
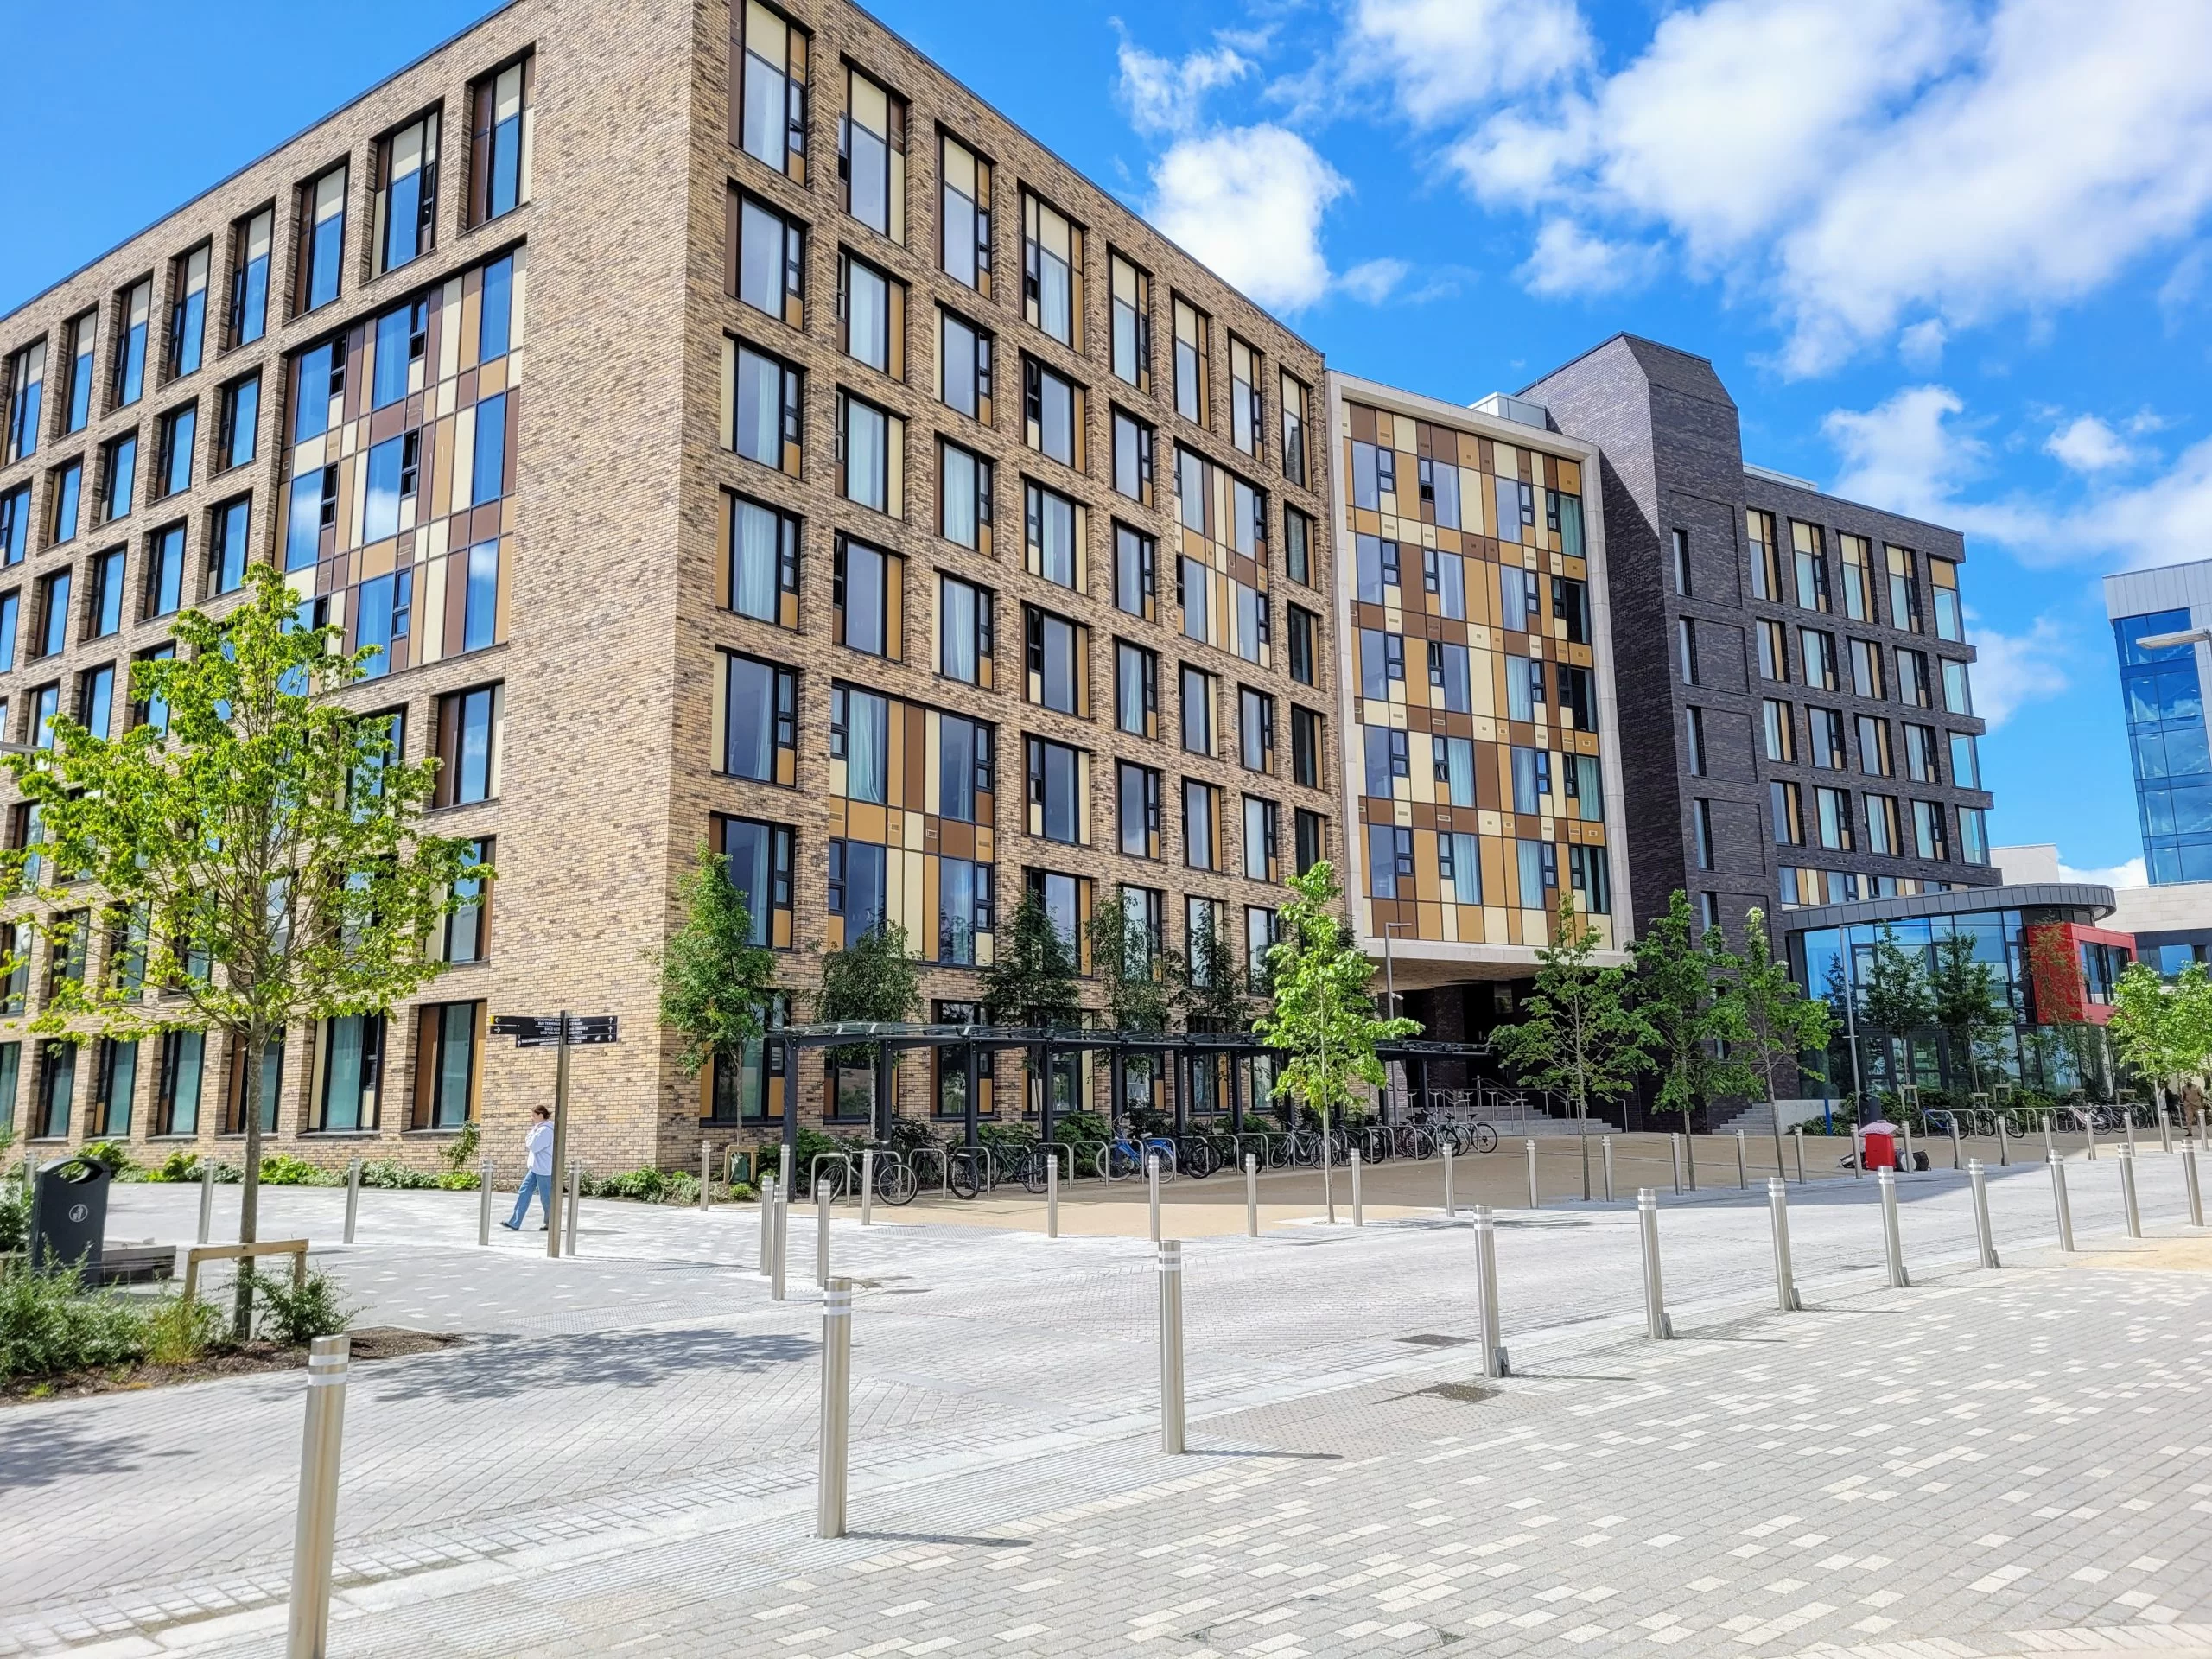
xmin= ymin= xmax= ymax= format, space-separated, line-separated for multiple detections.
xmin=258 ymin=1154 xmax=342 ymax=1186
xmin=356 ymin=1160 xmax=441 ymax=1190
xmin=442 ymin=1122 xmax=481 ymax=1173
xmin=0 ymin=1181 xmax=26 ymax=1255
xmin=78 ymin=1139 xmax=136 ymax=1177
xmin=1055 ymin=1110 xmax=1110 ymax=1146
xmin=144 ymin=1294 xmax=229 ymax=1367
xmin=977 ymin=1121 xmax=1038 ymax=1154
xmin=431 ymin=1170 xmax=481 ymax=1191
xmin=0 ymin=1268 xmax=148 ymax=1382
xmin=151 ymin=1150 xmax=202 ymax=1183
xmin=251 ymin=1266 xmax=355 ymax=1347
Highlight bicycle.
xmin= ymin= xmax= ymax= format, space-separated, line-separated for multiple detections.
xmin=1105 ymin=1130 xmax=1178 ymax=1180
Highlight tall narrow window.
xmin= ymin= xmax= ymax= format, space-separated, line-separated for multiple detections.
xmin=1112 ymin=408 xmax=1154 ymax=505
xmin=1287 ymin=605 xmax=1317 ymax=687
xmin=1762 ymin=698 xmax=1796 ymax=763
xmin=1118 ymin=761 xmax=1161 ymax=859
xmin=1677 ymin=618 xmax=1698 ymax=685
xmin=228 ymin=208 xmax=273 ymax=349
xmin=836 ymin=390 xmax=902 ymax=514
xmin=726 ymin=340 xmax=803 ymax=474
xmin=1183 ymin=779 xmax=1219 ymax=870
xmin=841 ymin=67 xmax=906 ymax=243
xmin=1228 ymin=335 xmax=1261 ymax=456
xmin=1022 ymin=192 xmax=1081 ymax=346
xmin=721 ymin=653 xmax=798 ymax=784
xmin=1885 ymin=545 xmax=1921 ymax=632
xmin=1684 ymin=706 xmax=1707 ymax=776
xmin=78 ymin=664 xmax=114 ymax=740
xmin=1746 ymin=509 xmax=1781 ymax=601
xmin=1789 ymin=519 xmax=1828 ymax=613
xmin=433 ymin=684 xmax=503 ymax=807
xmin=3 ymin=342 xmax=43 ymax=465
xmin=1022 ymin=356 xmax=1081 ymax=467
xmin=1239 ymin=686 xmax=1275 ymax=772
xmin=472 ymin=58 xmax=535 ymax=221
xmin=939 ymin=574 xmax=993 ymax=686
xmin=1930 ymin=557 xmax=1964 ymax=641
xmin=1025 ymin=481 xmax=1081 ymax=590
xmin=839 ymin=252 xmax=904 ymax=377
xmin=296 ymin=166 xmax=348 ymax=314
xmin=939 ymin=133 xmax=991 ymax=294
xmin=938 ymin=438 xmax=992 ymax=553
xmin=64 ymin=312 xmax=97 ymax=433
xmin=88 ymin=546 xmax=125 ymax=638
xmin=938 ymin=309 xmax=992 ymax=421
xmin=165 ymin=245 xmax=210 ymax=376
xmin=1694 ymin=799 xmax=1715 ymax=870
xmin=1838 ymin=532 xmax=1872 ymax=621
xmin=832 ymin=537 xmax=901 ymax=658
xmin=48 ymin=462 xmax=82 ymax=546
xmin=726 ymin=493 xmax=800 ymax=626
xmin=0 ymin=486 xmax=21 ymax=569
xmin=374 ymin=112 xmax=440 ymax=273
xmin=1116 ymin=640 xmax=1157 ymax=738
xmin=144 ymin=525 xmax=187 ymax=619
xmin=113 ymin=279 xmax=151 ymax=408
xmin=209 ymin=497 xmax=251 ymax=595
xmin=1671 ymin=527 xmax=1693 ymax=596
xmin=1180 ymin=664 xmax=1214 ymax=754
xmin=1023 ymin=605 xmax=1085 ymax=715
xmin=1109 ymin=252 xmax=1149 ymax=390
xmin=1281 ymin=372 xmax=1308 ymax=486
xmin=470 ymin=392 xmax=507 ymax=507
xmin=1284 ymin=506 xmax=1313 ymax=586
xmin=156 ymin=404 xmax=195 ymax=499
xmin=730 ymin=192 xmax=806 ymax=327
xmin=1114 ymin=524 xmax=1154 ymax=620
xmin=1173 ymin=298 xmax=1208 ymax=425
xmin=99 ymin=433 xmax=138 ymax=524
xmin=412 ymin=1002 xmax=481 ymax=1128
xmin=217 ymin=372 xmax=258 ymax=472
xmin=1292 ymin=707 xmax=1322 ymax=789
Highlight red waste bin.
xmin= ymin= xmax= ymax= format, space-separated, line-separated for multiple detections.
xmin=1860 ymin=1122 xmax=1898 ymax=1170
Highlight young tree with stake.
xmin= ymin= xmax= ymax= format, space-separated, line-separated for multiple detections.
xmin=658 ymin=842 xmax=781 ymax=1108
xmin=1731 ymin=909 xmax=1834 ymax=1176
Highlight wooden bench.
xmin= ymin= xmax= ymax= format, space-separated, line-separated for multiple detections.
xmin=181 ymin=1239 xmax=310 ymax=1302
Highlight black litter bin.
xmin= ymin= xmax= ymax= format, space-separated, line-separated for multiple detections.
xmin=29 ymin=1155 xmax=111 ymax=1276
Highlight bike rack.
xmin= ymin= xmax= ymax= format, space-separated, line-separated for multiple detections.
xmin=906 ymin=1146 xmax=951 ymax=1198
xmin=810 ymin=1152 xmax=855 ymax=1203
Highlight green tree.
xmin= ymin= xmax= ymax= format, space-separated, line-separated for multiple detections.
xmin=1631 ymin=890 xmax=1752 ymax=1139
xmin=657 ymin=844 xmax=779 ymax=1082
xmin=815 ymin=919 xmax=921 ymax=1127
xmin=1859 ymin=925 xmax=1934 ymax=1099
xmin=1088 ymin=903 xmax=1173 ymax=1034
xmin=1491 ymin=890 xmax=1654 ymax=1199
xmin=0 ymin=564 xmax=471 ymax=1338
xmin=979 ymin=888 xmax=1080 ymax=1029
xmin=1254 ymin=861 xmax=1418 ymax=1222
xmin=2109 ymin=959 xmax=2212 ymax=1108
xmin=1928 ymin=932 xmax=2009 ymax=1095
xmin=1179 ymin=904 xmax=1251 ymax=1033
xmin=1732 ymin=909 xmax=1835 ymax=1173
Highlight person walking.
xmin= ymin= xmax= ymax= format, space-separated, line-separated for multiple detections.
xmin=502 ymin=1105 xmax=556 ymax=1231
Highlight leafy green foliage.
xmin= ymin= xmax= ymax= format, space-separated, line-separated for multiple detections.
xmin=77 ymin=1139 xmax=137 ymax=1177
xmin=1492 ymin=890 xmax=1653 ymax=1126
xmin=1630 ymin=891 xmax=1750 ymax=1128
xmin=658 ymin=843 xmax=779 ymax=1077
xmin=1089 ymin=906 xmax=1174 ymax=1033
xmin=0 ymin=1180 xmax=25 ymax=1255
xmin=1860 ymin=925 xmax=1935 ymax=1036
xmin=442 ymin=1122 xmax=481 ymax=1173
xmin=1179 ymin=905 xmax=1251 ymax=1033
xmin=1733 ymin=909 xmax=1834 ymax=1109
xmin=144 ymin=1294 xmax=230 ymax=1367
xmin=0 ymin=1268 xmax=147 ymax=1381
xmin=248 ymin=1265 xmax=354 ymax=1347
xmin=1929 ymin=933 xmax=2009 ymax=1090
xmin=980 ymin=888 xmax=1080 ymax=1028
xmin=818 ymin=919 xmax=922 ymax=1068
xmin=2110 ymin=959 xmax=2212 ymax=1095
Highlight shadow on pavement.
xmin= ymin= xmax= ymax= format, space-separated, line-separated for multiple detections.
xmin=0 ymin=1414 xmax=187 ymax=1491
xmin=365 ymin=1328 xmax=816 ymax=1402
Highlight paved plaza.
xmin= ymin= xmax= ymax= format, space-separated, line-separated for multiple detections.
xmin=2 ymin=1144 xmax=2209 ymax=1657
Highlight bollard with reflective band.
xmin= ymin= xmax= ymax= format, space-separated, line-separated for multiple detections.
xmin=1637 ymin=1190 xmax=1670 ymax=1339
xmin=1903 ymin=1120 xmax=1916 ymax=1174
xmin=1793 ymin=1125 xmax=1806 ymax=1185
xmin=860 ymin=1150 xmax=875 ymax=1227
xmin=1351 ymin=1147 xmax=1365 ymax=1225
xmin=779 ymin=1142 xmax=793 ymax=1195
xmin=285 ymin=1335 xmax=351 ymax=1659
xmin=564 ymin=1163 xmax=582 ymax=1257
xmin=771 ymin=1181 xmax=788 ymax=1301
xmin=2087 ymin=1114 xmax=2099 ymax=1160
xmin=817 ymin=1279 xmax=852 ymax=1539
xmin=1669 ymin=1135 xmax=1686 ymax=1196
xmin=700 ymin=1141 xmax=712 ymax=1212
xmin=1969 ymin=1160 xmax=2000 ymax=1269
xmin=2049 ymin=1154 xmax=2075 ymax=1250
xmin=1443 ymin=1144 xmax=1459 ymax=1217
xmin=343 ymin=1160 xmax=361 ymax=1245
xmin=2159 ymin=1108 xmax=2173 ymax=1155
xmin=1736 ymin=1129 xmax=1748 ymax=1189
xmin=1526 ymin=1139 xmax=1539 ymax=1210
xmin=2120 ymin=1148 xmax=2143 ymax=1239
xmin=1853 ymin=1128 xmax=1865 ymax=1179
xmin=198 ymin=1160 xmax=216 ymax=1245
xmin=1767 ymin=1179 xmax=1800 ymax=1312
xmin=1046 ymin=1155 xmax=1059 ymax=1238
xmin=758 ymin=1178 xmax=775 ymax=1277
xmin=477 ymin=1159 xmax=494 ymax=1248
xmin=1157 ymin=1241 xmax=1185 ymax=1454
xmin=1949 ymin=1115 xmax=1963 ymax=1171
xmin=1601 ymin=1135 xmax=1616 ymax=1202
xmin=1147 ymin=1154 xmax=1162 ymax=1243
xmin=1998 ymin=1116 xmax=2011 ymax=1166
xmin=816 ymin=1183 xmax=833 ymax=1287
xmin=1878 ymin=1168 xmax=1910 ymax=1288
xmin=1473 ymin=1205 xmax=1506 ymax=1377
xmin=2183 ymin=1145 xmax=2203 ymax=1228
xmin=1244 ymin=1154 xmax=1259 ymax=1237
xmin=2043 ymin=1113 xmax=2056 ymax=1160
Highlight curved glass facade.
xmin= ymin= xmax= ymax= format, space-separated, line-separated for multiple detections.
xmin=2115 ymin=609 xmax=2212 ymax=882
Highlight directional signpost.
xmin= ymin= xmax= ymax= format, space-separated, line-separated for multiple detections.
xmin=492 ymin=1013 xmax=619 ymax=1257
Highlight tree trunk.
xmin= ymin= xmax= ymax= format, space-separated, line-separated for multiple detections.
xmin=233 ymin=1020 xmax=267 ymax=1343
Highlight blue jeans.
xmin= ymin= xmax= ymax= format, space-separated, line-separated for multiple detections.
xmin=508 ymin=1168 xmax=553 ymax=1228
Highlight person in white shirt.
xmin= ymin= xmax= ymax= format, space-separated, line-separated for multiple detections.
xmin=501 ymin=1105 xmax=556 ymax=1230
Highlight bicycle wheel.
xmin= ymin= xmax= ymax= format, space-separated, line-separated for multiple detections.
xmin=1181 ymin=1138 xmax=1218 ymax=1179
xmin=1470 ymin=1123 xmax=1499 ymax=1154
xmin=1021 ymin=1153 xmax=1050 ymax=1195
xmin=878 ymin=1162 xmax=918 ymax=1206
xmin=949 ymin=1154 xmax=981 ymax=1200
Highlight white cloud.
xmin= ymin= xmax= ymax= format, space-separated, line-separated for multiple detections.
xmin=2058 ymin=855 xmax=2148 ymax=891
xmin=1517 ymin=219 xmax=1659 ymax=298
xmin=1897 ymin=319 xmax=1948 ymax=371
xmin=1346 ymin=0 xmax=1589 ymax=125
xmin=1961 ymin=613 xmax=2071 ymax=729
xmin=1339 ymin=257 xmax=1410 ymax=303
xmin=1823 ymin=385 xmax=1984 ymax=520
xmin=1148 ymin=125 xmax=1346 ymax=312
xmin=1117 ymin=37 xmax=1252 ymax=137
xmin=2044 ymin=415 xmax=2139 ymax=474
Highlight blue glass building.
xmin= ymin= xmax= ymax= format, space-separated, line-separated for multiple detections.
xmin=2113 ymin=607 xmax=2212 ymax=882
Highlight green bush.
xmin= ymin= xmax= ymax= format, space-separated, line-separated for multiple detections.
xmin=442 ymin=1122 xmax=481 ymax=1173
xmin=144 ymin=1294 xmax=229 ymax=1367
xmin=78 ymin=1139 xmax=136 ymax=1177
xmin=356 ymin=1160 xmax=442 ymax=1190
xmin=258 ymin=1154 xmax=343 ymax=1186
xmin=0 ymin=1180 xmax=26 ymax=1255
xmin=977 ymin=1121 xmax=1038 ymax=1154
xmin=0 ymin=1268 xmax=148 ymax=1382
xmin=1055 ymin=1111 xmax=1110 ymax=1145
xmin=432 ymin=1170 xmax=480 ymax=1191
xmin=250 ymin=1266 xmax=354 ymax=1346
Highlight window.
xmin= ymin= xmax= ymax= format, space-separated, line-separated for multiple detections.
xmin=1510 ymin=745 xmax=1551 ymax=812
xmin=1949 ymin=730 xmax=1980 ymax=789
xmin=1912 ymin=799 xmax=1949 ymax=861
xmin=1694 ymin=798 xmax=1715 ymax=870
xmin=355 ymin=569 xmax=412 ymax=677
xmin=99 ymin=432 xmax=138 ymax=524
xmin=1567 ymin=843 xmax=1611 ymax=914
xmin=1179 ymin=665 xmax=1214 ymax=754
xmin=1024 ymin=605 xmax=1086 ymax=715
xmin=153 ymin=1030 xmax=205 ymax=1135
xmin=717 ymin=652 xmax=798 ymax=786
xmin=1173 ymin=298 xmax=1209 ymax=425
xmin=62 ymin=313 xmax=96 ymax=434
xmin=433 ymin=683 xmax=502 ymax=806
xmin=1942 ymin=658 xmax=1973 ymax=715
xmin=373 ymin=112 xmax=439 ymax=274
xmin=1502 ymin=653 xmax=1539 ymax=721
xmin=1110 ymin=252 xmax=1150 ymax=390
xmin=1684 ymin=706 xmax=1707 ymax=776
xmin=939 ymin=132 xmax=992 ymax=293
xmin=1838 ymin=533 xmax=1872 ymax=622
xmin=1022 ymin=356 xmax=1082 ymax=467
xmin=1848 ymin=637 xmax=1885 ymax=699
xmin=1229 ymin=335 xmax=1262 ymax=456
xmin=1294 ymin=809 xmax=1326 ymax=875
xmin=1183 ymin=779 xmax=1220 ymax=870
xmin=1432 ymin=734 xmax=1474 ymax=805
xmin=84 ymin=547 xmax=124 ymax=638
xmin=1555 ymin=662 xmax=1593 ymax=729
xmin=471 ymin=57 xmax=534 ymax=219
xmin=0 ymin=486 xmax=26 ymax=567
xmin=312 ymin=1014 xmax=383 ymax=1131
xmin=227 ymin=208 xmax=273 ymax=350
xmin=725 ymin=340 xmax=803 ymax=474
xmin=1243 ymin=795 xmax=1279 ymax=883
xmin=412 ymin=1002 xmax=480 ymax=1129
xmin=830 ymin=684 xmax=889 ymax=804
xmin=1115 ymin=641 xmax=1158 ymax=739
xmin=91 ymin=1038 xmax=137 ymax=1140
xmin=1903 ymin=722 xmax=1940 ymax=784
xmin=938 ymin=438 xmax=993 ymax=555
xmin=725 ymin=493 xmax=800 ymax=626
xmin=1755 ymin=620 xmax=1788 ymax=682
xmin=3 ymin=342 xmax=43 ymax=466
xmin=1287 ymin=605 xmax=1318 ymax=687
xmin=1118 ymin=761 xmax=1161 ymax=858
xmin=1931 ymin=557 xmax=1963 ymax=641
xmin=1281 ymin=372 xmax=1309 ymax=487
xmin=1815 ymin=785 xmax=1853 ymax=850
xmin=1420 ymin=546 xmax=1465 ymax=619
xmin=1351 ymin=437 xmax=1394 ymax=511
xmin=1366 ymin=728 xmax=1408 ymax=798
xmin=1959 ymin=806 xmax=1989 ymax=865
xmin=1025 ymin=480 xmax=1082 ymax=589
xmin=1789 ymin=520 xmax=1828 ymax=612
xmin=937 ymin=856 xmax=993 ymax=965
xmin=143 ymin=525 xmax=186 ymax=619
xmin=939 ymin=574 xmax=994 ymax=686
xmin=1026 ymin=735 xmax=1087 ymax=844
xmin=1291 ymin=706 xmax=1322 ymax=789
xmin=77 ymin=663 xmax=114 ymax=739
xmin=837 ymin=389 xmax=902 ymax=513
xmin=833 ymin=537 xmax=901 ymax=658
xmin=156 ymin=404 xmax=196 ymax=499
xmin=134 ymin=643 xmax=174 ymax=734
xmin=362 ymin=430 xmax=419 ymax=541
xmin=1746 ymin=509 xmax=1781 ymax=601
xmin=1899 ymin=648 xmax=1932 ymax=708
xmin=1114 ymin=524 xmax=1154 ymax=620
xmin=438 ymin=839 xmax=493 ymax=963
xmin=730 ymin=191 xmax=806 ymax=327
xmin=290 ymin=337 xmax=345 ymax=444
xmin=1857 ymin=714 xmax=1892 ymax=776
xmin=826 ymin=838 xmax=887 ymax=944
xmin=209 ymin=497 xmax=251 ymax=594
xmin=1671 ymin=527 xmax=1693 ymax=596
xmin=1495 ymin=474 xmax=1536 ymax=544
xmin=1866 ymin=793 xmax=1901 ymax=856
xmin=841 ymin=67 xmax=906 ymax=243
xmin=840 ymin=251 xmax=904 ymax=376
xmin=1368 ymin=823 xmax=1414 ymax=899
xmin=1800 ymin=627 xmax=1837 ymax=691
xmin=33 ymin=569 xmax=72 ymax=659
xmin=48 ymin=461 xmax=82 ymax=545
xmin=1284 ymin=505 xmax=1313 ymax=587
xmin=1358 ymin=536 xmax=1400 ymax=603
xmin=1762 ymin=698 xmax=1795 ymax=763
xmin=1771 ymin=779 xmax=1804 ymax=846
xmin=1239 ymin=687 xmax=1275 ymax=772
xmin=113 ymin=279 xmax=151 ymax=408
xmin=0 ymin=590 xmax=16 ymax=670
xmin=1112 ymin=408 xmax=1154 ymax=505
xmin=29 ymin=682 xmax=58 ymax=747
xmin=1022 ymin=191 xmax=1080 ymax=346
xmin=1886 ymin=545 xmax=1921 ymax=632
xmin=938 ymin=309 xmax=993 ymax=421
xmin=296 ymin=166 xmax=347 ymax=315
xmin=1552 ymin=575 xmax=1590 ymax=645
xmin=1678 ymin=618 xmax=1699 ymax=685
xmin=467 ymin=390 xmax=508 ymax=507
xmin=734 ymin=2 xmax=807 ymax=179
xmin=217 ymin=372 xmax=258 ymax=471
xmin=936 ymin=712 xmax=994 ymax=828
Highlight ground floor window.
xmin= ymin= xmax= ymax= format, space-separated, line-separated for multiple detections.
xmin=313 ymin=1014 xmax=384 ymax=1131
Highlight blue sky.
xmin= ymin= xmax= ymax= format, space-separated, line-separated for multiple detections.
xmin=7 ymin=0 xmax=2206 ymax=884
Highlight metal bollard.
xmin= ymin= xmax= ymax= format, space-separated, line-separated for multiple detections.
xmin=564 ymin=1163 xmax=582 ymax=1257
xmin=1046 ymin=1154 xmax=1059 ymax=1238
xmin=817 ymin=1278 xmax=852 ymax=1539
xmin=700 ymin=1141 xmax=712 ymax=1212
xmin=1473 ymin=1205 xmax=1506 ymax=1376
xmin=285 ymin=1335 xmax=351 ymax=1659
xmin=1903 ymin=1119 xmax=1916 ymax=1174
xmin=2049 ymin=1154 xmax=2075 ymax=1251
xmin=477 ymin=1158 xmax=494 ymax=1247
xmin=2183 ymin=1145 xmax=2203 ymax=1228
xmin=1767 ymin=1179 xmax=1800 ymax=1312
xmin=1853 ymin=1127 xmax=1865 ymax=1179
xmin=1601 ymin=1135 xmax=1616 ymax=1202
xmin=1157 ymin=1240 xmax=1185 ymax=1454
xmin=816 ymin=1182 xmax=833 ymax=1287
xmin=1877 ymin=1167 xmax=1909 ymax=1288
xmin=1442 ymin=1144 xmax=1458 ymax=1217
xmin=198 ymin=1159 xmax=216 ymax=1245
xmin=1949 ymin=1114 xmax=1963 ymax=1170
xmin=1793 ymin=1125 xmax=1806 ymax=1185
xmin=1736 ymin=1128 xmax=1747 ymax=1189
xmin=2126 ymin=1113 xmax=2139 ymax=1159
xmin=758 ymin=1177 xmax=775 ymax=1277
xmin=2043 ymin=1113 xmax=2056 ymax=1160
xmin=1998 ymin=1116 xmax=2011 ymax=1166
xmin=1245 ymin=1154 xmax=1260 ymax=1237
xmin=1352 ymin=1147 xmax=1365 ymax=1226
xmin=2158 ymin=1108 xmax=2173 ymax=1154
xmin=1969 ymin=1160 xmax=1999 ymax=1270
xmin=2087 ymin=1114 xmax=2099 ymax=1160
xmin=1525 ymin=1138 xmax=1538 ymax=1210
xmin=1147 ymin=1154 xmax=1162 ymax=1243
xmin=861 ymin=1150 xmax=875 ymax=1227
xmin=1669 ymin=1134 xmax=1686 ymax=1195
xmin=1637 ymin=1189 xmax=1670 ymax=1339
xmin=342 ymin=1159 xmax=361 ymax=1244
xmin=771 ymin=1180 xmax=788 ymax=1300
xmin=2120 ymin=1148 xmax=2142 ymax=1239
